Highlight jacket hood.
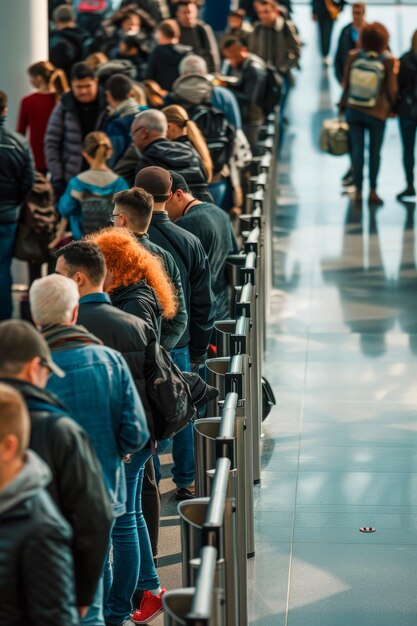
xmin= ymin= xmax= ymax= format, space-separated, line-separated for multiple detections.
xmin=0 ymin=450 xmax=51 ymax=516
xmin=172 ymin=43 xmax=193 ymax=56
xmin=143 ymin=137 xmax=201 ymax=171
xmin=109 ymin=98 xmax=140 ymax=119
xmin=54 ymin=26 xmax=87 ymax=46
xmin=171 ymin=74 xmax=213 ymax=105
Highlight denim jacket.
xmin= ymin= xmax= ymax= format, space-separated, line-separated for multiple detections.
xmin=47 ymin=343 xmax=150 ymax=516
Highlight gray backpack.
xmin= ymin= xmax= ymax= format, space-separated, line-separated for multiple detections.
xmin=348 ymin=52 xmax=387 ymax=108
xmin=80 ymin=191 xmax=113 ymax=235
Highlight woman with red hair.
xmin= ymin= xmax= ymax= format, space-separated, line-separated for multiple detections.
xmin=88 ymin=226 xmax=177 ymax=335
xmin=86 ymin=226 xmax=178 ymax=624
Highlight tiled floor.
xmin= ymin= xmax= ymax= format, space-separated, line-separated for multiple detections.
xmin=249 ymin=5 xmax=417 ymax=626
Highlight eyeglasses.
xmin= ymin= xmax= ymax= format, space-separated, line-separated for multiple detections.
xmin=109 ymin=213 xmax=123 ymax=223
xmin=131 ymin=125 xmax=145 ymax=137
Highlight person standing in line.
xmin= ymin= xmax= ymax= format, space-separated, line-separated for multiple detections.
xmin=175 ymin=0 xmax=221 ymax=73
xmin=145 ymin=19 xmax=192 ymax=91
xmin=17 ymin=61 xmax=69 ymax=174
xmin=312 ymin=0 xmax=345 ymax=65
xmin=0 ymin=91 xmax=35 ymax=320
xmin=0 ymin=383 xmax=79 ymax=626
xmin=0 ymin=319 xmax=113 ymax=619
xmin=45 ymin=62 xmax=108 ymax=200
xmin=339 ymin=22 xmax=397 ymax=206
xmin=29 ymin=274 xmax=151 ymax=626
xmin=396 ymin=29 xmax=417 ymax=201
xmin=49 ymin=4 xmax=89 ymax=80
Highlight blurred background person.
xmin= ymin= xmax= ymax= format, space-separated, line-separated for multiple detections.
xmin=396 ymin=29 xmax=417 ymax=200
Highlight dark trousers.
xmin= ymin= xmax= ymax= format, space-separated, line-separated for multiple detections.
xmin=141 ymin=457 xmax=160 ymax=558
xmin=399 ymin=117 xmax=417 ymax=187
xmin=346 ymin=108 xmax=386 ymax=191
xmin=0 ymin=222 xmax=18 ymax=320
xmin=318 ymin=17 xmax=334 ymax=57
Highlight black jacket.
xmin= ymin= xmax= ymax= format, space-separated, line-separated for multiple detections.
xmin=397 ymin=50 xmax=417 ymax=120
xmin=0 ymin=378 xmax=113 ymax=607
xmin=225 ymin=54 xmax=267 ymax=124
xmin=0 ymin=451 xmax=79 ymax=626
xmin=334 ymin=23 xmax=358 ymax=84
xmin=137 ymin=138 xmax=210 ymax=201
xmin=0 ymin=117 xmax=35 ymax=224
xmin=78 ymin=293 xmax=157 ymax=427
xmin=178 ymin=22 xmax=221 ymax=73
xmin=145 ymin=43 xmax=192 ymax=90
xmin=148 ymin=211 xmax=215 ymax=359
xmin=110 ymin=279 xmax=162 ymax=337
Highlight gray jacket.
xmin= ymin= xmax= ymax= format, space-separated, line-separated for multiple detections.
xmin=45 ymin=90 xmax=107 ymax=196
xmin=248 ymin=17 xmax=301 ymax=80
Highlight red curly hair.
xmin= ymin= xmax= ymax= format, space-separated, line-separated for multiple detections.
xmin=88 ymin=227 xmax=178 ymax=319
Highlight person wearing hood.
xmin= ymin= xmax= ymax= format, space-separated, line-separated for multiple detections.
xmin=29 ymin=273 xmax=151 ymax=626
xmin=115 ymin=109 xmax=213 ymax=201
xmin=50 ymin=4 xmax=89 ymax=81
xmin=145 ymin=19 xmax=193 ymax=90
xmin=45 ymin=62 xmax=108 ymax=200
xmin=105 ymin=74 xmax=147 ymax=167
xmin=0 ymin=319 xmax=113 ymax=619
xmin=0 ymin=383 xmax=79 ymax=626
xmin=397 ymin=30 xmax=417 ymax=201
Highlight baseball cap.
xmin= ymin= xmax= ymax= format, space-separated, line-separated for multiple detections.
xmin=169 ymin=171 xmax=190 ymax=194
xmin=134 ymin=166 xmax=173 ymax=202
xmin=0 ymin=320 xmax=65 ymax=378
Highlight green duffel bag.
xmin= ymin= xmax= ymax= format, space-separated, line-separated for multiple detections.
xmin=320 ymin=118 xmax=349 ymax=156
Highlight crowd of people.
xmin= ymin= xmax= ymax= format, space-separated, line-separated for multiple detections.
xmin=0 ymin=1 xmax=416 ymax=625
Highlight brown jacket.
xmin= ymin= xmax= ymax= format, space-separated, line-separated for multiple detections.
xmin=340 ymin=49 xmax=398 ymax=121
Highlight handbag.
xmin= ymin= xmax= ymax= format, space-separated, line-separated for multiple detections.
xmin=14 ymin=175 xmax=58 ymax=264
xmin=320 ymin=117 xmax=349 ymax=156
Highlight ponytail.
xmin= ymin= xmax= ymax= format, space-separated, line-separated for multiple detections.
xmin=49 ymin=69 xmax=70 ymax=102
xmin=83 ymin=131 xmax=113 ymax=164
xmin=162 ymin=104 xmax=213 ymax=182
xmin=184 ymin=118 xmax=213 ymax=183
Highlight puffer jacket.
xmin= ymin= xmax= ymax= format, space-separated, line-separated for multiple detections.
xmin=0 ymin=117 xmax=35 ymax=223
xmin=0 ymin=377 xmax=113 ymax=607
xmin=0 ymin=450 xmax=79 ymax=626
xmin=45 ymin=89 xmax=107 ymax=196
xmin=136 ymin=138 xmax=210 ymax=201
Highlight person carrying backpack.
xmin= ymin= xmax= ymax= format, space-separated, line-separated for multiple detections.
xmin=396 ymin=29 xmax=417 ymax=201
xmin=56 ymin=131 xmax=128 ymax=242
xmin=50 ymin=5 xmax=90 ymax=81
xmin=339 ymin=22 xmax=397 ymax=207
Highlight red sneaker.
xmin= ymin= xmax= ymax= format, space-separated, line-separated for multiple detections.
xmin=130 ymin=589 xmax=166 ymax=624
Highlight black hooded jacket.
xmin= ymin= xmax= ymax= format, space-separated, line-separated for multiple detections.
xmin=110 ymin=279 xmax=163 ymax=337
xmin=145 ymin=43 xmax=192 ymax=90
xmin=50 ymin=26 xmax=89 ymax=78
xmin=0 ymin=378 xmax=113 ymax=607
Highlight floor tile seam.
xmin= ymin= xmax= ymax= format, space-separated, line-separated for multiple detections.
xmin=284 ymin=329 xmax=311 ymax=625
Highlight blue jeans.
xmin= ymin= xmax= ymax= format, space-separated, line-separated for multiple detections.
xmin=0 ymin=222 xmax=18 ymax=320
xmin=346 ymin=108 xmax=386 ymax=191
xmin=104 ymin=449 xmax=160 ymax=626
xmin=153 ymin=345 xmax=195 ymax=488
xmin=399 ymin=117 xmax=417 ymax=188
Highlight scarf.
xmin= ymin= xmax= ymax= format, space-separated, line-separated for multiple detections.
xmin=41 ymin=323 xmax=102 ymax=352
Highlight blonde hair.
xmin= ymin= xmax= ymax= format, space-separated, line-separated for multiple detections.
xmin=83 ymin=131 xmax=113 ymax=164
xmin=130 ymin=82 xmax=148 ymax=106
xmin=85 ymin=52 xmax=109 ymax=70
xmin=162 ymin=104 xmax=213 ymax=182
xmin=28 ymin=60 xmax=69 ymax=102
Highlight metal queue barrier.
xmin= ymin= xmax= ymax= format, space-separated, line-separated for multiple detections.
xmin=163 ymin=112 xmax=278 ymax=626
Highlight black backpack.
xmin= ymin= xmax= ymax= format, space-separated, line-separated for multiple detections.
xmin=187 ymin=103 xmax=235 ymax=175
xmin=145 ymin=343 xmax=195 ymax=440
xmin=80 ymin=191 xmax=113 ymax=235
xmin=260 ymin=64 xmax=284 ymax=116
